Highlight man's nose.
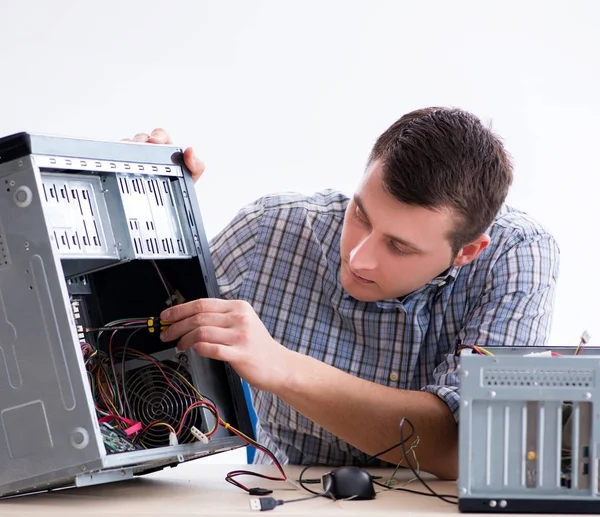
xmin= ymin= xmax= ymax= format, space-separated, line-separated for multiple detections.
xmin=349 ymin=236 xmax=377 ymax=271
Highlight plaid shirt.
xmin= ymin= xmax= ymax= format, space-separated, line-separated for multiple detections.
xmin=209 ymin=189 xmax=559 ymax=466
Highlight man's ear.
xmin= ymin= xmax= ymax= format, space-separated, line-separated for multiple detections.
xmin=453 ymin=234 xmax=491 ymax=267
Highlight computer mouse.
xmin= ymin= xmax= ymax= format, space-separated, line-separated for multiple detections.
xmin=321 ymin=466 xmax=376 ymax=500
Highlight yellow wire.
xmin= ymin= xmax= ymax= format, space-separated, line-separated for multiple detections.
xmin=148 ymin=421 xmax=177 ymax=435
xmin=129 ymin=353 xmax=221 ymax=436
xmin=86 ymin=346 xmax=246 ymax=440
xmin=95 ymin=367 xmax=121 ymax=416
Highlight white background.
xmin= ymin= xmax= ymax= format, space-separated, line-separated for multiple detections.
xmin=1 ymin=0 xmax=599 ymax=461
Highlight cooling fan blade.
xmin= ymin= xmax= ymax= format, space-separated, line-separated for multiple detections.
xmin=124 ymin=360 xmax=204 ymax=448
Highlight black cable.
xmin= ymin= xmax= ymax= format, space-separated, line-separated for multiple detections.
xmin=363 ymin=423 xmax=415 ymax=465
xmin=120 ymin=328 xmax=142 ymax=418
xmin=296 ymin=420 xmax=458 ymax=506
xmin=298 ymin=464 xmax=328 ymax=496
xmin=395 ymin=418 xmax=458 ymax=505
xmin=151 ymin=260 xmax=173 ymax=299
xmin=283 ymin=493 xmax=325 ymax=504
xmin=250 ymin=494 xmax=323 ymax=511
xmin=371 ymin=478 xmax=457 ymax=498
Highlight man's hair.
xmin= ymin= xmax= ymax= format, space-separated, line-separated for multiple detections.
xmin=369 ymin=107 xmax=513 ymax=256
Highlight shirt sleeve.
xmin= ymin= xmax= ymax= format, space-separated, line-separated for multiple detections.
xmin=208 ymin=197 xmax=265 ymax=300
xmin=421 ymin=232 xmax=560 ymax=422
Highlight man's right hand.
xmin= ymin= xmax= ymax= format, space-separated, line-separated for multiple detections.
xmin=123 ymin=128 xmax=205 ymax=184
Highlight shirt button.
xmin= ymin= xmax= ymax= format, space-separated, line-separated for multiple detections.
xmin=389 ymin=372 xmax=399 ymax=382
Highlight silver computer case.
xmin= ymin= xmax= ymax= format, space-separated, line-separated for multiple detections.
xmin=0 ymin=133 xmax=252 ymax=498
xmin=458 ymin=348 xmax=600 ymax=513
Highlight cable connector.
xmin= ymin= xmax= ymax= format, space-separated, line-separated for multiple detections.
xmin=249 ymin=488 xmax=273 ymax=496
xmin=169 ymin=432 xmax=179 ymax=446
xmin=249 ymin=497 xmax=282 ymax=511
xmin=147 ymin=317 xmax=171 ymax=333
xmin=190 ymin=425 xmax=209 ymax=444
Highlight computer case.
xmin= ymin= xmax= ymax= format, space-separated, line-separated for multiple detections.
xmin=0 ymin=132 xmax=253 ymax=497
xmin=458 ymin=346 xmax=600 ymax=514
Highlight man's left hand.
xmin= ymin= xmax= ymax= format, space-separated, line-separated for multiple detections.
xmin=159 ymin=299 xmax=290 ymax=391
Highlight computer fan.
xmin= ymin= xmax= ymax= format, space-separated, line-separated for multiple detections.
xmin=125 ymin=359 xmax=205 ymax=448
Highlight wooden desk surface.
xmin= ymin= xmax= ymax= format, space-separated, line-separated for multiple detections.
xmin=0 ymin=462 xmax=557 ymax=516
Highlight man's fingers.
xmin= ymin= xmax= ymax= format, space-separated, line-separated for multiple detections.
xmin=123 ymin=129 xmax=171 ymax=144
xmin=176 ymin=326 xmax=236 ymax=350
xmin=192 ymin=342 xmax=236 ymax=363
xmin=121 ymin=130 xmax=205 ymax=184
xmin=183 ymin=147 xmax=205 ymax=183
xmin=133 ymin=132 xmax=151 ymax=142
xmin=147 ymin=128 xmax=172 ymax=145
xmin=161 ymin=298 xmax=234 ymax=322
xmin=160 ymin=312 xmax=232 ymax=342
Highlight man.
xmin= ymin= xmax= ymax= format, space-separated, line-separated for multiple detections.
xmin=130 ymin=107 xmax=559 ymax=480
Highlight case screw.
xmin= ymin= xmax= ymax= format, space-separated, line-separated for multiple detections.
xmin=14 ymin=185 xmax=33 ymax=208
xmin=71 ymin=427 xmax=89 ymax=449
xmin=489 ymin=500 xmax=497 ymax=507
xmin=489 ymin=390 xmax=496 ymax=398
xmin=499 ymin=500 xmax=507 ymax=508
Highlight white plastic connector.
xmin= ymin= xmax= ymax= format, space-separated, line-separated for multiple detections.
xmin=169 ymin=432 xmax=179 ymax=446
xmin=190 ymin=425 xmax=209 ymax=444
xmin=581 ymin=330 xmax=591 ymax=344
xmin=523 ymin=350 xmax=553 ymax=357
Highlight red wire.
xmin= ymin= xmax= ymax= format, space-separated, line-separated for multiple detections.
xmin=458 ymin=344 xmax=486 ymax=355
xmin=176 ymin=401 xmax=220 ymax=436
xmin=110 ymin=346 xmax=221 ymax=436
xmin=96 ymin=369 xmax=114 ymax=413
xmin=225 ymin=425 xmax=287 ymax=480
xmin=107 ymin=321 xmax=144 ymax=412
xmin=117 ymin=347 xmax=203 ymax=402
xmin=95 ymin=329 xmax=288 ymax=491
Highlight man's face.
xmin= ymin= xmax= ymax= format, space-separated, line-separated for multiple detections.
xmin=339 ymin=160 xmax=458 ymax=302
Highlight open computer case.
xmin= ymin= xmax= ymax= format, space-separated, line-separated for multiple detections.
xmin=0 ymin=132 xmax=253 ymax=497
xmin=459 ymin=345 xmax=600 ymax=514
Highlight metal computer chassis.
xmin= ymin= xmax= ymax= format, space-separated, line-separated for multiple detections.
xmin=459 ymin=348 xmax=600 ymax=513
xmin=0 ymin=132 xmax=252 ymax=498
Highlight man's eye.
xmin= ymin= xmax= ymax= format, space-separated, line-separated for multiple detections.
xmin=389 ymin=241 xmax=409 ymax=256
xmin=354 ymin=207 xmax=367 ymax=222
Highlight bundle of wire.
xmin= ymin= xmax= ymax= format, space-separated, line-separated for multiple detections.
xmin=82 ymin=317 xmax=289 ymax=494
xmin=455 ymin=343 xmax=494 ymax=356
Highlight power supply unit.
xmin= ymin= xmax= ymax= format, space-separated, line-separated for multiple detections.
xmin=458 ymin=345 xmax=600 ymax=514
xmin=0 ymin=132 xmax=253 ymax=498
